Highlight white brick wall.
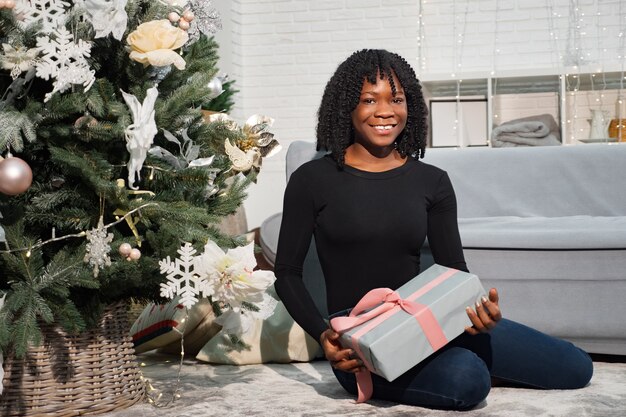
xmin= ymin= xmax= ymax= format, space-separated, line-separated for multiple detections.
xmin=212 ymin=0 xmax=626 ymax=228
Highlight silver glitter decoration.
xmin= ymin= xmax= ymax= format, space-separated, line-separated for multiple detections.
xmin=84 ymin=216 xmax=114 ymax=277
xmin=187 ymin=0 xmax=222 ymax=44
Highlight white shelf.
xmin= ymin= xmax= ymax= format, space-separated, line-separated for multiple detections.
xmin=421 ymin=67 xmax=626 ymax=147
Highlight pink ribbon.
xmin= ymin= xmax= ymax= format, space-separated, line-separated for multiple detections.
xmin=330 ymin=268 xmax=458 ymax=403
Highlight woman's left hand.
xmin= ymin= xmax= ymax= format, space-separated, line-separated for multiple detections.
xmin=465 ymin=288 xmax=502 ymax=335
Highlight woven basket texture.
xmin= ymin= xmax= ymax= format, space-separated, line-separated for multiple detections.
xmin=0 ymin=302 xmax=145 ymax=417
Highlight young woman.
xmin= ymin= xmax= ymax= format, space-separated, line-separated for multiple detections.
xmin=273 ymin=49 xmax=593 ymax=410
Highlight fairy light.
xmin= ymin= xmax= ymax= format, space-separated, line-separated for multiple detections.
xmin=0 ymin=203 xmax=158 ymax=255
xmin=491 ymin=0 xmax=502 ymax=125
xmin=142 ymin=308 xmax=189 ymax=407
xmin=417 ymin=0 xmax=427 ymax=74
xmin=617 ymin=0 xmax=626 ymax=140
xmin=451 ymin=0 xmax=469 ymax=147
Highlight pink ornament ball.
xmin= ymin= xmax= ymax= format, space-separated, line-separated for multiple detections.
xmin=129 ymin=248 xmax=142 ymax=261
xmin=168 ymin=12 xmax=180 ymax=23
xmin=178 ymin=18 xmax=190 ymax=30
xmin=0 ymin=1 xmax=8 ymax=9
xmin=0 ymin=156 xmax=33 ymax=196
xmin=182 ymin=10 xmax=195 ymax=22
xmin=4 ymin=0 xmax=15 ymax=8
xmin=118 ymin=243 xmax=132 ymax=257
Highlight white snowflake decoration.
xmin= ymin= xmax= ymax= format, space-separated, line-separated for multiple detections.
xmin=159 ymin=242 xmax=209 ymax=309
xmin=35 ymin=26 xmax=95 ymax=102
xmin=84 ymin=216 xmax=114 ymax=278
xmin=15 ymin=0 xmax=71 ymax=34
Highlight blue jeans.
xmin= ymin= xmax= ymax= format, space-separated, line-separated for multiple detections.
xmin=331 ymin=317 xmax=593 ymax=410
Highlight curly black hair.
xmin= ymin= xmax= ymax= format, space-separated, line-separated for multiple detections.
xmin=316 ymin=49 xmax=428 ymax=166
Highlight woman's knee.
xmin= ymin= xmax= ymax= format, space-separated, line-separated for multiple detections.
xmin=559 ymin=346 xmax=594 ymax=389
xmin=442 ymin=351 xmax=491 ymax=409
xmin=398 ymin=348 xmax=491 ymax=410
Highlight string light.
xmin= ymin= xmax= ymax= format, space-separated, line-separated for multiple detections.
xmin=451 ymin=0 xmax=469 ymax=147
xmin=618 ymin=0 xmax=626 ymax=140
xmin=0 ymin=202 xmax=159 ymax=255
xmin=141 ymin=308 xmax=189 ymax=407
xmin=417 ymin=0 xmax=427 ymax=74
xmin=491 ymin=0 xmax=502 ymax=127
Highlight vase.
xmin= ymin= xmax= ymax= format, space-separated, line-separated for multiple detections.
xmin=608 ymin=119 xmax=626 ymax=142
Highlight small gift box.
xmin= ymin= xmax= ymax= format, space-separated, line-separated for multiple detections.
xmin=330 ymin=264 xmax=486 ymax=402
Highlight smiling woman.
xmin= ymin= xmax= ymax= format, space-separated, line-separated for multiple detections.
xmin=273 ymin=49 xmax=593 ymax=411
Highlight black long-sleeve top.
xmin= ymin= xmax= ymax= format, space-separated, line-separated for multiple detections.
xmin=273 ymin=155 xmax=468 ymax=342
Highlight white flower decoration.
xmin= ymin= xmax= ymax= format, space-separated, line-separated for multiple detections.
xmin=196 ymin=240 xmax=275 ymax=313
xmin=1 ymin=44 xmax=39 ymax=79
xmin=77 ymin=0 xmax=129 ymax=41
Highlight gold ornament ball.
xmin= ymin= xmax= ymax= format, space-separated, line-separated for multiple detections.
xmin=118 ymin=243 xmax=132 ymax=257
xmin=0 ymin=156 xmax=33 ymax=196
xmin=129 ymin=248 xmax=142 ymax=261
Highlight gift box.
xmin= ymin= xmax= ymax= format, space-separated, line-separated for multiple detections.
xmin=330 ymin=264 xmax=486 ymax=401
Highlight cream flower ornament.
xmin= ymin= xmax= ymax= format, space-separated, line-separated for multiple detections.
xmin=1 ymin=44 xmax=39 ymax=79
xmin=127 ymin=20 xmax=188 ymax=70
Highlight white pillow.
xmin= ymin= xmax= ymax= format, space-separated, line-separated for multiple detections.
xmin=196 ymin=300 xmax=323 ymax=364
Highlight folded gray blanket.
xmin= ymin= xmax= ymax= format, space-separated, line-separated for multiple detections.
xmin=491 ymin=114 xmax=561 ymax=147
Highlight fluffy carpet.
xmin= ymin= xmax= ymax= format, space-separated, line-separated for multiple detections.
xmin=101 ymin=356 xmax=626 ymax=417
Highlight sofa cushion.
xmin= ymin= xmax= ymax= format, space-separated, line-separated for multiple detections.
xmin=459 ymin=216 xmax=626 ymax=249
xmin=260 ymin=212 xmax=282 ymax=265
xmin=423 ymin=144 xmax=626 ymax=218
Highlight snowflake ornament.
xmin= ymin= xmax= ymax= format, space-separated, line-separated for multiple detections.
xmin=84 ymin=216 xmax=114 ymax=278
xmin=159 ymin=242 xmax=210 ymax=309
xmin=15 ymin=0 xmax=71 ymax=34
xmin=35 ymin=26 xmax=95 ymax=102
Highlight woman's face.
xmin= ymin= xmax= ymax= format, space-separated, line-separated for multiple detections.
xmin=351 ymin=72 xmax=408 ymax=151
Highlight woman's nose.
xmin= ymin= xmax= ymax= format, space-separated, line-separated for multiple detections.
xmin=374 ymin=102 xmax=394 ymax=118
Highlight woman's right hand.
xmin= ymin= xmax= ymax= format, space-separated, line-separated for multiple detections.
xmin=320 ymin=328 xmax=365 ymax=373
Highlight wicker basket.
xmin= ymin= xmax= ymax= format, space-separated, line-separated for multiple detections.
xmin=0 ymin=303 xmax=145 ymax=417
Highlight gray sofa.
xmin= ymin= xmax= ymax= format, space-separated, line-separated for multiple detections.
xmin=260 ymin=141 xmax=626 ymax=355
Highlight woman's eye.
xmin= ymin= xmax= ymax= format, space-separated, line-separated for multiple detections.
xmin=393 ymin=98 xmax=404 ymax=104
xmin=363 ymin=98 xmax=375 ymax=104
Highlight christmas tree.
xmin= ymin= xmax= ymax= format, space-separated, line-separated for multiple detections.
xmin=0 ymin=0 xmax=278 ymax=358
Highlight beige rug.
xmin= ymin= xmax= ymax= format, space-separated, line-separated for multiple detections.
xmin=100 ymin=355 xmax=626 ymax=417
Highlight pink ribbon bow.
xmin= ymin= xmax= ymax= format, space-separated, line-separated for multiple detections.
xmin=330 ymin=287 xmax=448 ymax=403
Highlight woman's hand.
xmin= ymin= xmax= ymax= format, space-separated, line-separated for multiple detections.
xmin=465 ymin=288 xmax=502 ymax=335
xmin=320 ymin=328 xmax=365 ymax=373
